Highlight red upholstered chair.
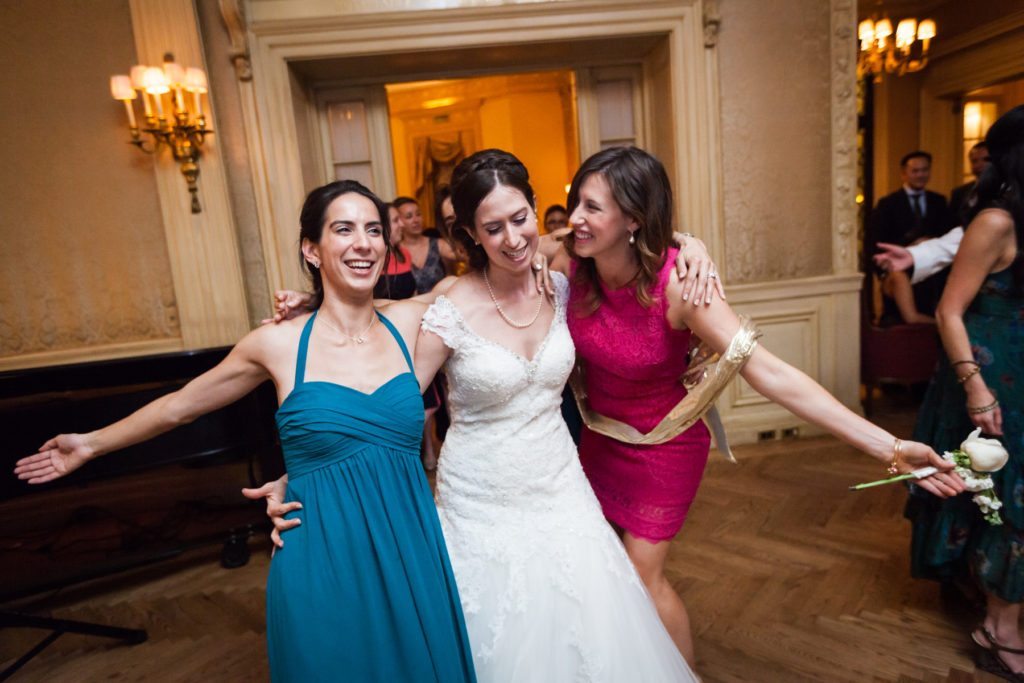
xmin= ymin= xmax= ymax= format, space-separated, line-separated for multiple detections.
xmin=860 ymin=277 xmax=941 ymax=415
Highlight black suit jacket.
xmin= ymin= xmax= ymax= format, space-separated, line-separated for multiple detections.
xmin=949 ymin=181 xmax=975 ymax=229
xmin=867 ymin=188 xmax=950 ymax=254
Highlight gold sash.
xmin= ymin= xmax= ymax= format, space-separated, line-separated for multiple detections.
xmin=569 ymin=317 xmax=761 ymax=463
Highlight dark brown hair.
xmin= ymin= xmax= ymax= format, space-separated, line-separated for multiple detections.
xmin=449 ymin=149 xmax=536 ymax=271
xmin=565 ymin=146 xmax=675 ymax=314
xmin=967 ymin=104 xmax=1024 ymax=289
xmin=299 ymin=180 xmax=391 ymax=309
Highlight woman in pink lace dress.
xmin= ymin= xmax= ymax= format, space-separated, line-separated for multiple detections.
xmin=542 ymin=146 xmax=964 ymax=666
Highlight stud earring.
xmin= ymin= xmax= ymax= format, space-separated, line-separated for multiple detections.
xmin=310 ymin=259 xmax=320 ymax=269
xmin=628 ymin=232 xmax=636 ymax=246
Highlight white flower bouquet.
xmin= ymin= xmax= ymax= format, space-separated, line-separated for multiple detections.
xmin=942 ymin=428 xmax=1008 ymax=525
xmin=850 ymin=428 xmax=1009 ymax=525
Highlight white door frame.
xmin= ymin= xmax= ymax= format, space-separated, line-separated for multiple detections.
xmin=240 ymin=0 xmax=723 ymax=292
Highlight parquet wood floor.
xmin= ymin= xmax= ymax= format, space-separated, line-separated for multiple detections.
xmin=1 ymin=407 xmax=1006 ymax=682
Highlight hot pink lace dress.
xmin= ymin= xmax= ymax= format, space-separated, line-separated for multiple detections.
xmin=567 ymin=248 xmax=712 ymax=542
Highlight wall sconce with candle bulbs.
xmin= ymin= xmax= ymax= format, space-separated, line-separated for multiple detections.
xmin=110 ymin=53 xmax=211 ymax=213
xmin=857 ymin=15 xmax=936 ymax=82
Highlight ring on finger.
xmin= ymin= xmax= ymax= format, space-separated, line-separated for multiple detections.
xmin=709 ymin=271 xmax=718 ymax=279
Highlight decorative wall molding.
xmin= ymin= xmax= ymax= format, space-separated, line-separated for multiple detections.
xmin=0 ymin=339 xmax=183 ymax=373
xmin=718 ymin=272 xmax=863 ymax=445
xmin=129 ymin=0 xmax=250 ymax=348
xmin=831 ymin=0 xmax=858 ymax=275
xmin=702 ymin=0 xmax=721 ymax=48
xmin=242 ymin=0 xmax=720 ymax=292
xmin=218 ymin=0 xmax=252 ymax=81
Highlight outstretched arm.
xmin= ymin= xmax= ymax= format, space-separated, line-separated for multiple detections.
xmin=664 ymin=273 xmax=964 ymax=498
xmin=15 ymin=331 xmax=272 ymax=484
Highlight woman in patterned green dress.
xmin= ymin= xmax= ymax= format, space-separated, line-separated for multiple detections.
xmin=907 ymin=104 xmax=1024 ymax=679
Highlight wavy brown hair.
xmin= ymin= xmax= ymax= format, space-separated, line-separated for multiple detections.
xmin=565 ymin=146 xmax=675 ymax=315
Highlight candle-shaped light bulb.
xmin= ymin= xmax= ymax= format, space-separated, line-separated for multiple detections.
xmin=858 ymin=19 xmax=874 ymax=45
xmin=130 ymin=65 xmax=147 ymax=89
xmin=184 ymin=68 xmax=208 ymax=120
xmin=896 ymin=19 xmax=917 ymax=50
xmin=110 ymin=75 xmax=134 ymax=100
xmin=143 ymin=67 xmax=170 ymax=119
xmin=110 ymin=75 xmax=138 ymax=129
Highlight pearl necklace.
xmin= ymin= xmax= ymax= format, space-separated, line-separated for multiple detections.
xmin=318 ymin=311 xmax=376 ymax=344
xmin=483 ymin=268 xmax=544 ymax=329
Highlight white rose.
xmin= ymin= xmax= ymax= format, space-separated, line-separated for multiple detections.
xmin=961 ymin=428 xmax=1010 ymax=473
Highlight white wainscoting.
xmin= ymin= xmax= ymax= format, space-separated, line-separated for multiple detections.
xmin=714 ymin=272 xmax=863 ymax=445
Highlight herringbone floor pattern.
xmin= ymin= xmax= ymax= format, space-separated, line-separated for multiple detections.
xmin=1 ymin=410 xmax=1005 ymax=682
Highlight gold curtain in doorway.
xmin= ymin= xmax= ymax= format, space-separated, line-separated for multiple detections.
xmin=413 ymin=132 xmax=466 ymax=227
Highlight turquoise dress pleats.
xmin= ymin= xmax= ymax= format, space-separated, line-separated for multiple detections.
xmin=266 ymin=310 xmax=476 ymax=682
xmin=907 ymin=269 xmax=1024 ymax=601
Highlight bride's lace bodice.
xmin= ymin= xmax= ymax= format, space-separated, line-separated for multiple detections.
xmin=421 ymin=272 xmax=582 ymax=515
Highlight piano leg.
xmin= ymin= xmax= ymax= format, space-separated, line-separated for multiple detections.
xmin=0 ymin=610 xmax=147 ymax=681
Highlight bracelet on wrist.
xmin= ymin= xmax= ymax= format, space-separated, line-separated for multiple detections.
xmin=887 ymin=437 xmax=903 ymax=475
xmin=951 ymin=359 xmax=979 ymax=368
xmin=968 ymin=399 xmax=999 ymax=415
xmin=957 ymin=366 xmax=981 ymax=384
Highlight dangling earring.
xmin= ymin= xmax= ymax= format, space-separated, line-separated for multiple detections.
xmin=309 ymin=259 xmax=320 ymax=269
xmin=628 ymin=232 xmax=636 ymax=246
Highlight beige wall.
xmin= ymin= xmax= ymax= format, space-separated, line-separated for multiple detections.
xmin=717 ymin=0 xmax=833 ymax=284
xmin=0 ymin=0 xmax=180 ymax=361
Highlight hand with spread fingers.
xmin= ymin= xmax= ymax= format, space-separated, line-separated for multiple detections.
xmin=242 ymin=475 xmax=300 ymax=549
xmin=14 ymin=433 xmax=95 ymax=485
xmin=872 ymin=242 xmax=914 ymax=273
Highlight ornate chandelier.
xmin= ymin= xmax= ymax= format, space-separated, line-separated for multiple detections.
xmin=110 ymin=53 xmax=211 ymax=213
xmin=857 ymin=16 xmax=936 ymax=82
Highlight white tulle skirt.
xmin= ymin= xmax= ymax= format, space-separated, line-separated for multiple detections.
xmin=436 ymin=468 xmax=697 ymax=683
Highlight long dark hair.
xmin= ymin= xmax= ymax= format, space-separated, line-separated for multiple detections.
xmin=298 ymin=180 xmax=391 ymax=309
xmin=565 ymin=146 xmax=675 ymax=314
xmin=967 ymin=104 xmax=1024 ymax=288
xmin=449 ymin=149 xmax=536 ymax=271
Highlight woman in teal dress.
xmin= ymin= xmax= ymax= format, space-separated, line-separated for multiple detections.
xmin=906 ymin=105 xmax=1024 ymax=680
xmin=15 ymin=180 xmax=476 ymax=683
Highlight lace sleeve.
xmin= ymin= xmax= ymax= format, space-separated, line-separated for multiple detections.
xmin=551 ymin=271 xmax=571 ymax=317
xmin=421 ymin=296 xmax=464 ymax=351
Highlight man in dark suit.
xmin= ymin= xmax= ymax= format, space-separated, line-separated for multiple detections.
xmin=868 ymin=151 xmax=950 ymax=249
xmin=867 ymin=151 xmax=950 ymax=325
xmin=948 ymin=142 xmax=990 ymax=229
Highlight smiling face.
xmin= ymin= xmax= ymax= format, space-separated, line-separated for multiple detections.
xmin=302 ymin=192 xmax=386 ymax=295
xmin=467 ymin=184 xmax=538 ymax=274
xmin=901 ymin=157 xmax=931 ymax=191
xmin=397 ymin=201 xmax=423 ymax=237
xmin=568 ymin=172 xmax=636 ymax=259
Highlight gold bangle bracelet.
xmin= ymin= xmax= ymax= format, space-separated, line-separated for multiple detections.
xmin=887 ymin=438 xmax=903 ymax=475
xmin=968 ymin=400 xmax=1000 ymax=415
xmin=957 ymin=366 xmax=981 ymax=384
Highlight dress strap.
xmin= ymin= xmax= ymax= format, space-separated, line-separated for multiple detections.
xmin=294 ymin=311 xmax=318 ymax=387
xmin=377 ymin=312 xmax=415 ymax=373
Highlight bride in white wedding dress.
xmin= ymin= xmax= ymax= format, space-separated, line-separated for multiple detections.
xmin=411 ymin=149 xmax=695 ymax=682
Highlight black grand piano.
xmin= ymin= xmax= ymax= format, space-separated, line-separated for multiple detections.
xmin=0 ymin=348 xmax=282 ymax=675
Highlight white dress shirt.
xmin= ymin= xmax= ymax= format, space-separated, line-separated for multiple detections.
xmin=908 ymin=227 xmax=963 ymax=284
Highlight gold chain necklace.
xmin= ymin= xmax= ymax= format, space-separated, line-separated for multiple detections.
xmin=483 ymin=268 xmax=544 ymax=329
xmin=318 ymin=311 xmax=377 ymax=344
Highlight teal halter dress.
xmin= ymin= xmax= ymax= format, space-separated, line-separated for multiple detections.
xmin=266 ymin=310 xmax=476 ymax=682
